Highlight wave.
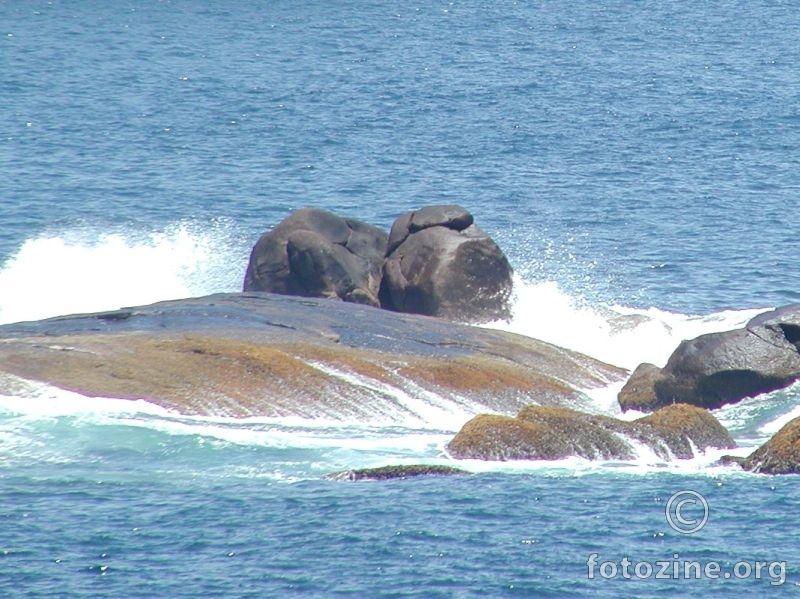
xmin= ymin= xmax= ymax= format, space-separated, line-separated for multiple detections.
xmin=2 ymin=376 xmax=798 ymax=481
xmin=486 ymin=275 xmax=768 ymax=371
xmin=0 ymin=221 xmax=249 ymax=325
xmin=0 ymin=380 xmax=453 ymax=480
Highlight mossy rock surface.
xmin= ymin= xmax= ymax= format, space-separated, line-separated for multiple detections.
xmin=447 ymin=404 xmax=735 ymax=461
xmin=741 ymin=417 xmax=800 ymax=475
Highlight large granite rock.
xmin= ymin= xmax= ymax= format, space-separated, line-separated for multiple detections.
xmin=618 ymin=305 xmax=800 ymax=412
xmin=243 ymin=208 xmax=388 ymax=307
xmin=740 ymin=417 xmax=800 ymax=475
xmin=379 ymin=205 xmax=513 ymax=323
xmin=446 ymin=404 xmax=734 ymax=461
xmin=0 ymin=293 xmax=624 ymax=422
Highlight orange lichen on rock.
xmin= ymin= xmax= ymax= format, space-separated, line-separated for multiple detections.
xmin=742 ymin=417 xmax=800 ymax=474
xmin=447 ymin=403 xmax=735 ymax=461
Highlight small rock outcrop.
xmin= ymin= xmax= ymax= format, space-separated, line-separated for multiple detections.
xmin=618 ymin=305 xmax=800 ymax=412
xmin=740 ymin=417 xmax=800 ymax=475
xmin=379 ymin=205 xmax=513 ymax=323
xmin=243 ymin=208 xmax=388 ymax=307
xmin=446 ymin=404 xmax=734 ymax=461
xmin=618 ymin=362 xmax=663 ymax=412
xmin=325 ymin=464 xmax=469 ymax=481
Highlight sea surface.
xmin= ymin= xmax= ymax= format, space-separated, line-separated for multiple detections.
xmin=2 ymin=1 xmax=800 ymax=596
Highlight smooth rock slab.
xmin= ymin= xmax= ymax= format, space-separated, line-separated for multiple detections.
xmin=0 ymin=292 xmax=624 ymax=422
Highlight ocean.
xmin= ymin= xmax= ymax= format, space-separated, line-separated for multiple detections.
xmin=1 ymin=1 xmax=799 ymax=596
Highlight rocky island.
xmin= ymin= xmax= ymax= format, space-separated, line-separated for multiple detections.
xmin=2 ymin=205 xmax=800 ymax=474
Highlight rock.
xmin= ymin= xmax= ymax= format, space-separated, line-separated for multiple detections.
xmin=653 ymin=305 xmax=800 ymax=410
xmin=740 ymin=417 xmax=800 ymax=474
xmin=747 ymin=304 xmax=800 ymax=352
xmin=446 ymin=404 xmax=734 ymax=461
xmin=634 ymin=403 xmax=735 ymax=458
xmin=380 ymin=205 xmax=513 ymax=323
xmin=618 ymin=363 xmax=664 ymax=412
xmin=243 ymin=208 xmax=388 ymax=307
xmin=0 ymin=292 xmax=625 ymax=421
xmin=385 ymin=205 xmax=474 ymax=254
xmin=325 ymin=464 xmax=469 ymax=481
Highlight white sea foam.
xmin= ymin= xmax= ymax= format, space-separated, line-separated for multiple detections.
xmin=0 ymin=222 xmax=247 ymax=325
xmin=0 ymin=376 xmax=453 ymax=453
xmin=443 ymin=448 xmax=751 ymax=478
xmin=484 ymin=275 xmax=768 ymax=371
xmin=0 ymin=375 xmax=174 ymax=418
xmin=711 ymin=381 xmax=800 ymax=444
xmin=0 ymin=376 xmax=777 ymax=478
xmin=306 ymin=361 xmax=482 ymax=429
xmin=755 ymin=384 xmax=800 ymax=437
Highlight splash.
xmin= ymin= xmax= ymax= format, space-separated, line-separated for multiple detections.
xmin=0 ymin=221 xmax=248 ymax=325
xmin=484 ymin=275 xmax=768 ymax=370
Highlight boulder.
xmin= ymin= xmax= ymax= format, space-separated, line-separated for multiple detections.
xmin=634 ymin=404 xmax=735 ymax=458
xmin=325 ymin=464 xmax=469 ymax=481
xmin=740 ymin=417 xmax=800 ymax=475
xmin=379 ymin=205 xmax=513 ymax=323
xmin=653 ymin=305 xmax=800 ymax=410
xmin=618 ymin=362 xmax=664 ymax=412
xmin=243 ymin=208 xmax=388 ymax=307
xmin=446 ymin=404 xmax=734 ymax=461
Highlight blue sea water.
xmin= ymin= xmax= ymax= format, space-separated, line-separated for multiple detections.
xmin=2 ymin=1 xmax=800 ymax=596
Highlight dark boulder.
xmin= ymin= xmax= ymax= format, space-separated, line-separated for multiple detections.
xmin=618 ymin=363 xmax=664 ymax=412
xmin=653 ymin=305 xmax=800 ymax=410
xmin=243 ymin=209 xmax=388 ymax=307
xmin=325 ymin=464 xmax=470 ymax=481
xmin=446 ymin=404 xmax=734 ymax=461
xmin=740 ymin=417 xmax=800 ymax=475
xmin=380 ymin=205 xmax=513 ymax=323
xmin=747 ymin=304 xmax=800 ymax=352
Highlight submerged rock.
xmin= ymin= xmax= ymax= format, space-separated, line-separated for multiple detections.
xmin=380 ymin=205 xmax=513 ymax=323
xmin=326 ymin=464 xmax=470 ymax=481
xmin=740 ymin=417 xmax=800 ymax=475
xmin=243 ymin=208 xmax=388 ymax=307
xmin=446 ymin=404 xmax=734 ymax=461
xmin=0 ymin=292 xmax=624 ymax=421
xmin=618 ymin=305 xmax=800 ymax=412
